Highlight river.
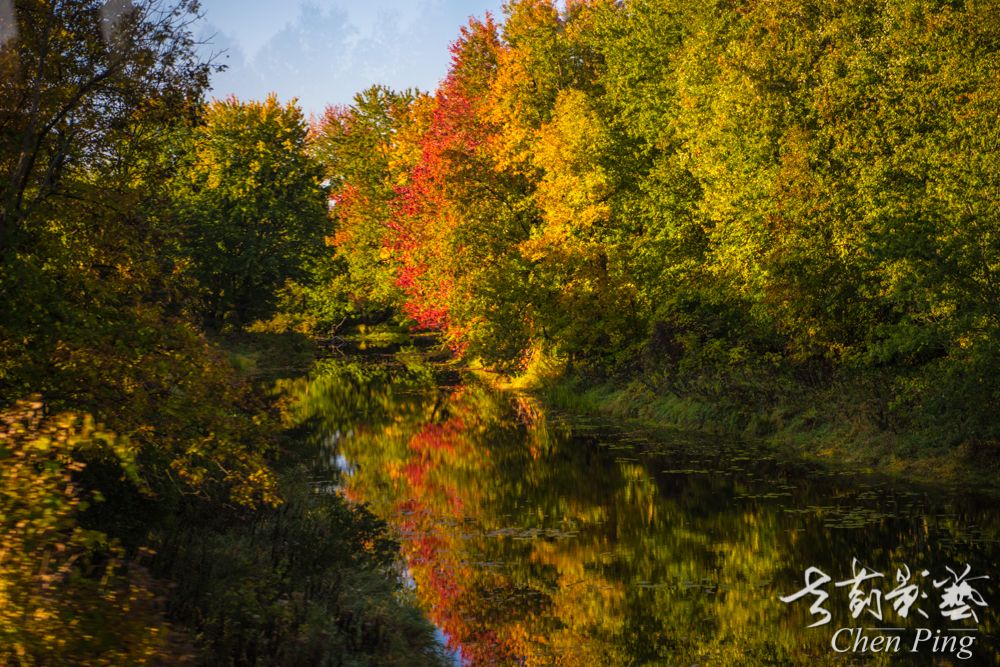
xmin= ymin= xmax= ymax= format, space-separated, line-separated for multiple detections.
xmin=276 ymin=343 xmax=1000 ymax=666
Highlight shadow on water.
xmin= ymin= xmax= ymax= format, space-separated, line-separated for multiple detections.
xmin=274 ymin=344 xmax=1000 ymax=666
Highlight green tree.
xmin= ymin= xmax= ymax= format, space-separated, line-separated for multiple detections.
xmin=0 ymin=0 xmax=210 ymax=263
xmin=0 ymin=0 xmax=211 ymax=397
xmin=0 ymin=0 xmax=284 ymax=595
xmin=172 ymin=94 xmax=329 ymax=328
xmin=0 ymin=398 xmax=194 ymax=664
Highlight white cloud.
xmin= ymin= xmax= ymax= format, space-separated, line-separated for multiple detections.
xmin=195 ymin=0 xmax=503 ymax=114
xmin=0 ymin=0 xmax=18 ymax=47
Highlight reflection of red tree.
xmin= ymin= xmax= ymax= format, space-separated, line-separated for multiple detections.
xmin=406 ymin=419 xmax=468 ymax=514
xmin=397 ymin=508 xmax=523 ymax=666
xmin=380 ymin=386 xmax=524 ymax=665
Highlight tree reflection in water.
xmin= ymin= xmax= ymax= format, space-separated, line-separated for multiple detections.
xmin=276 ymin=352 xmax=1000 ymax=666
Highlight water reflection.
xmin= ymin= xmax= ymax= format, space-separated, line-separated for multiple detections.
xmin=278 ymin=350 xmax=1000 ymax=666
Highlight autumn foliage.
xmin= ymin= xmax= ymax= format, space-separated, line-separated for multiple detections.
xmin=316 ymin=0 xmax=1000 ymax=441
xmin=0 ymin=1 xmax=441 ymax=664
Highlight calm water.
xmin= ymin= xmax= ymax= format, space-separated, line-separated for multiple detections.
xmin=279 ymin=348 xmax=1000 ymax=666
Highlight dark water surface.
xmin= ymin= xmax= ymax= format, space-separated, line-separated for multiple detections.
xmin=278 ymin=349 xmax=1000 ymax=666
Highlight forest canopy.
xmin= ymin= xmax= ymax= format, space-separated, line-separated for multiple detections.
xmin=316 ymin=0 xmax=1000 ymax=441
xmin=0 ymin=1 xmax=438 ymax=664
xmin=3 ymin=0 xmax=1000 ymax=663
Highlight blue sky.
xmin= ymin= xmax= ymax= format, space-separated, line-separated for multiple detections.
xmin=193 ymin=0 xmax=507 ymax=116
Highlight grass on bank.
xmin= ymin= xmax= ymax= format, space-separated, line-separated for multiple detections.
xmin=217 ymin=322 xmax=426 ymax=377
xmin=217 ymin=330 xmax=318 ymax=375
xmin=471 ymin=344 xmax=1000 ymax=496
xmin=545 ymin=375 xmax=1000 ymax=493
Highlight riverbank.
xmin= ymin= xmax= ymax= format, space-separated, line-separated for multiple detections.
xmin=465 ymin=349 xmax=1000 ymax=498
xmin=147 ymin=330 xmax=452 ymax=666
xmin=225 ymin=324 xmax=1000 ymax=496
xmin=149 ymin=450 xmax=450 ymax=667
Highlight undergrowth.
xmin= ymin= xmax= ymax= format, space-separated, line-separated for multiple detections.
xmin=501 ymin=339 xmax=1000 ymax=492
xmin=150 ymin=438 xmax=449 ymax=667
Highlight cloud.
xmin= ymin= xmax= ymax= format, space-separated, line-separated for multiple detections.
xmin=0 ymin=0 xmax=18 ymax=47
xmin=251 ymin=4 xmax=357 ymax=93
xmin=197 ymin=0 xmax=503 ymax=114
xmin=201 ymin=3 xmax=360 ymax=112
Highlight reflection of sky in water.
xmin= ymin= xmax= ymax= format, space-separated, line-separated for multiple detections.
xmin=333 ymin=430 xmax=356 ymax=472
xmin=434 ymin=625 xmax=463 ymax=667
xmin=333 ymin=452 xmax=355 ymax=477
